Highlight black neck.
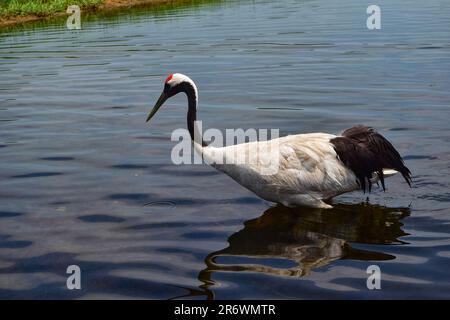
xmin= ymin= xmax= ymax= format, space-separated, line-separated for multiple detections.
xmin=181 ymin=82 xmax=206 ymax=146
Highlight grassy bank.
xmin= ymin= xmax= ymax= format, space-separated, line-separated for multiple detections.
xmin=0 ymin=0 xmax=191 ymax=27
xmin=0 ymin=0 xmax=103 ymax=17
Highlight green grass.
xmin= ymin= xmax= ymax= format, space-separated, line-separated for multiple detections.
xmin=0 ymin=0 xmax=105 ymax=17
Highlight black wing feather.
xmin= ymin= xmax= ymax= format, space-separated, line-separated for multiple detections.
xmin=331 ymin=125 xmax=412 ymax=192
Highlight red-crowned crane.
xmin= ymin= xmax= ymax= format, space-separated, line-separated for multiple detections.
xmin=146 ymin=73 xmax=411 ymax=209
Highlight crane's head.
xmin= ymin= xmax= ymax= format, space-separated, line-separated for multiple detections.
xmin=146 ymin=73 xmax=197 ymax=123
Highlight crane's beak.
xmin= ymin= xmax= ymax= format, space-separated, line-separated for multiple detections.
xmin=146 ymin=92 xmax=168 ymax=123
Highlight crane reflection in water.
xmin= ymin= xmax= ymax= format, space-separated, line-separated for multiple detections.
xmin=174 ymin=202 xmax=410 ymax=300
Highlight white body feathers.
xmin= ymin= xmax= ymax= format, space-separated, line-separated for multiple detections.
xmin=199 ymin=133 xmax=395 ymax=209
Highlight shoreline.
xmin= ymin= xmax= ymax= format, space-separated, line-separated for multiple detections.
xmin=0 ymin=0 xmax=190 ymax=28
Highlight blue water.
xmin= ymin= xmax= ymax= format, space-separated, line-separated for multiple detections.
xmin=0 ymin=0 xmax=449 ymax=299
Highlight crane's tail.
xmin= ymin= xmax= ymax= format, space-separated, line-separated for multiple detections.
xmin=383 ymin=169 xmax=399 ymax=178
xmin=370 ymin=169 xmax=399 ymax=183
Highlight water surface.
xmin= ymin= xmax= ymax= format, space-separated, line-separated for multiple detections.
xmin=0 ymin=0 xmax=450 ymax=299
